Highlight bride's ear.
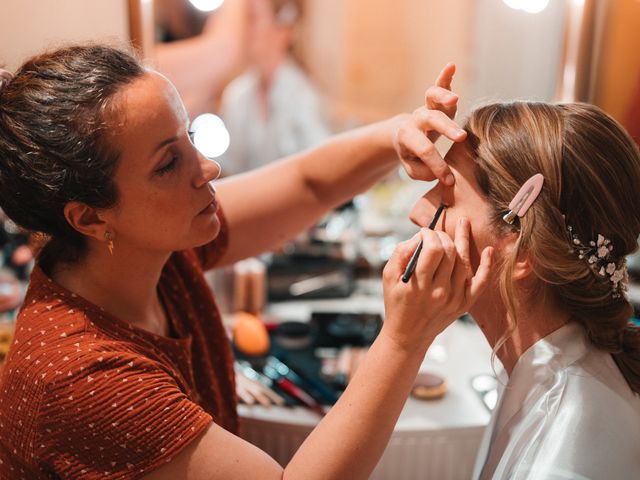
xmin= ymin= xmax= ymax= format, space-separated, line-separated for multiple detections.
xmin=501 ymin=231 xmax=534 ymax=281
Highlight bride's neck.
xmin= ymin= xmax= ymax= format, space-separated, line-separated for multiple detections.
xmin=470 ymin=287 xmax=570 ymax=375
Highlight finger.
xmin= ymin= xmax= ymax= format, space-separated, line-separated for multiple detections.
xmin=466 ymin=246 xmax=494 ymax=303
xmin=401 ymin=158 xmax=439 ymax=182
xmin=397 ymin=127 xmax=442 ymax=181
xmin=383 ymin=234 xmax=422 ymax=281
xmin=413 ymin=228 xmax=445 ymax=284
xmin=398 ymin=124 xmax=453 ymax=184
xmin=450 ymin=218 xmax=473 ymax=304
xmin=453 ymin=217 xmax=472 ymax=280
xmin=435 ymin=62 xmax=456 ymax=90
xmin=413 ymin=108 xmax=467 ymax=143
xmin=430 ymin=230 xmax=457 ymax=287
xmin=425 ymin=86 xmax=458 ymax=111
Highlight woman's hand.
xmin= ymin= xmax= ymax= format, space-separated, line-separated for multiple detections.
xmin=392 ymin=63 xmax=465 ymax=186
xmin=381 ymin=217 xmax=493 ymax=352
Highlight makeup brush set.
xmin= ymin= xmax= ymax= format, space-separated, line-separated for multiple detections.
xmin=234 ymin=311 xmax=384 ymax=413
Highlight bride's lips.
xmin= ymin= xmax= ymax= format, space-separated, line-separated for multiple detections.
xmin=198 ymin=197 xmax=218 ymax=215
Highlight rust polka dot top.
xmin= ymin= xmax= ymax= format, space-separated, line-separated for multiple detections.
xmin=0 ymin=210 xmax=237 ymax=479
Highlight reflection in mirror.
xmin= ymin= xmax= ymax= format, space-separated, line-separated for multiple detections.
xmin=138 ymin=0 xmax=640 ymax=230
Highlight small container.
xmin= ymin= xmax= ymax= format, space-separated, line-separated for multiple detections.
xmin=275 ymin=321 xmax=312 ymax=350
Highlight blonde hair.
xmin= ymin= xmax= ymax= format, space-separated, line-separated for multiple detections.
xmin=465 ymin=102 xmax=640 ymax=394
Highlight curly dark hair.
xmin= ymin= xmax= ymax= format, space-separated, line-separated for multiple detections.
xmin=0 ymin=44 xmax=145 ymax=267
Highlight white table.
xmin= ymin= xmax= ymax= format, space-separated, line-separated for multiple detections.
xmin=238 ymin=280 xmax=495 ymax=479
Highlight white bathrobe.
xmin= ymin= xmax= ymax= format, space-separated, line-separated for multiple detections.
xmin=220 ymin=60 xmax=330 ymax=175
xmin=473 ymin=322 xmax=640 ymax=479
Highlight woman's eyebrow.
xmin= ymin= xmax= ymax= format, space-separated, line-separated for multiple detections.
xmin=153 ymin=136 xmax=179 ymax=154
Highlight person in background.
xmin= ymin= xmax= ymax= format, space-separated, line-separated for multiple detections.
xmin=219 ymin=0 xmax=331 ymax=175
xmin=409 ymin=85 xmax=640 ymax=477
xmin=154 ymin=0 xmax=251 ymax=117
xmin=0 ymin=45 xmax=492 ymax=479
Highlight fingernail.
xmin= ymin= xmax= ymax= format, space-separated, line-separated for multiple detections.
xmin=445 ymin=174 xmax=455 ymax=186
xmin=457 ymin=129 xmax=467 ymax=137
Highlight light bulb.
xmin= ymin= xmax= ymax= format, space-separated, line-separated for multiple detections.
xmin=503 ymin=0 xmax=550 ymax=14
xmin=191 ymin=113 xmax=230 ymax=158
xmin=189 ymin=0 xmax=224 ymax=13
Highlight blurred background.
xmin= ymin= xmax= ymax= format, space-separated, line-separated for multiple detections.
xmin=2 ymin=1 xmax=639 ymax=127
xmin=1 ymin=0 xmax=639 ymax=268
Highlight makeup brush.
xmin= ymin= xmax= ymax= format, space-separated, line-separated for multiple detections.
xmin=401 ymin=203 xmax=447 ymax=283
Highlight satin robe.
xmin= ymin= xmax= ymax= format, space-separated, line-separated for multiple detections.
xmin=473 ymin=322 xmax=640 ymax=479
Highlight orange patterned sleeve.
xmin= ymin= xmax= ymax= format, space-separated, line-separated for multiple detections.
xmin=37 ymin=350 xmax=212 ymax=479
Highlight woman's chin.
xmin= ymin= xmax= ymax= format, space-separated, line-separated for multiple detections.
xmin=197 ymin=215 xmax=222 ymax=245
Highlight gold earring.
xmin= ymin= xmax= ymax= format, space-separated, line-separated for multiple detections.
xmin=105 ymin=231 xmax=114 ymax=255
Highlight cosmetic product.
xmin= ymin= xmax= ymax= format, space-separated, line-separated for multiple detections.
xmin=269 ymin=355 xmax=339 ymax=405
xmin=402 ymin=203 xmax=447 ymax=283
xmin=233 ymin=258 xmax=266 ymax=314
xmin=411 ymin=372 xmax=448 ymax=400
xmin=349 ymin=347 xmax=368 ymax=382
xmin=232 ymin=312 xmax=270 ymax=357
xmin=262 ymin=364 xmax=326 ymax=416
xmin=310 ymin=312 xmax=383 ymax=347
xmin=274 ymin=321 xmax=312 ymax=350
xmin=234 ymin=361 xmax=285 ymax=406
xmin=320 ymin=357 xmax=339 ymax=379
xmin=236 ymin=360 xmax=272 ymax=387
xmin=334 ymin=345 xmax=354 ymax=387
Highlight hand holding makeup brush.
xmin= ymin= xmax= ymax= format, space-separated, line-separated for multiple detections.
xmin=381 ymin=217 xmax=493 ymax=351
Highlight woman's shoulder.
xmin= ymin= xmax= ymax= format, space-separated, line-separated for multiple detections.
xmin=0 ymin=328 xmax=212 ymax=479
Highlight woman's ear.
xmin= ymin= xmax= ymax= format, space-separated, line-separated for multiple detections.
xmin=512 ymin=254 xmax=534 ymax=281
xmin=63 ymin=201 xmax=109 ymax=241
xmin=501 ymin=231 xmax=534 ymax=281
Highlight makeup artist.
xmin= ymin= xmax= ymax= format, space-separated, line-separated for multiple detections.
xmin=0 ymin=47 xmax=491 ymax=479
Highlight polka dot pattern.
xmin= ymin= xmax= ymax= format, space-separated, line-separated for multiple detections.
xmin=0 ymin=210 xmax=237 ymax=479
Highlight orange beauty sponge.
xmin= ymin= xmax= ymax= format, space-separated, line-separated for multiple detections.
xmin=233 ymin=312 xmax=270 ymax=357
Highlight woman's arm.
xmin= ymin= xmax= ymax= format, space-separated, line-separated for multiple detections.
xmin=154 ymin=0 xmax=249 ymax=117
xmin=215 ymin=111 xmax=465 ymax=266
xmin=145 ymin=220 xmax=494 ymax=480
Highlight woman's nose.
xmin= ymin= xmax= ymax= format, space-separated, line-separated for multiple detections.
xmin=409 ymin=184 xmax=441 ymax=227
xmin=194 ymin=154 xmax=221 ymax=188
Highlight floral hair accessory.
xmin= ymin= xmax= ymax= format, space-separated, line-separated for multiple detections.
xmin=566 ymin=224 xmax=629 ymax=299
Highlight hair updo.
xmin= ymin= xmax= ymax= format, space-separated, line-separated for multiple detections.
xmin=0 ymin=44 xmax=145 ymax=266
xmin=465 ymin=101 xmax=640 ymax=394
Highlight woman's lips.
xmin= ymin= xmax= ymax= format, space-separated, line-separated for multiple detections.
xmin=198 ymin=198 xmax=218 ymax=215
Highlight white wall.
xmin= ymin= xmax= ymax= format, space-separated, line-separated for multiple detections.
xmin=469 ymin=0 xmax=567 ymax=106
xmin=0 ymin=0 xmax=130 ymax=70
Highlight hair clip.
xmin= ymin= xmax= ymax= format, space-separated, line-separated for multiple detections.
xmin=502 ymin=174 xmax=544 ymax=224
